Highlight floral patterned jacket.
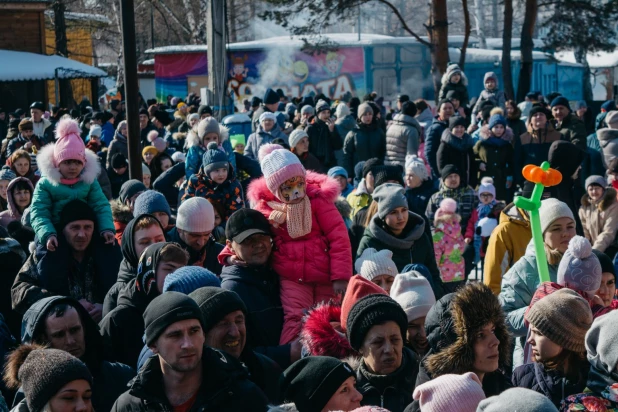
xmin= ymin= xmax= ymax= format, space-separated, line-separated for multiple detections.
xmin=432 ymin=216 xmax=465 ymax=283
xmin=561 ymin=386 xmax=618 ymax=411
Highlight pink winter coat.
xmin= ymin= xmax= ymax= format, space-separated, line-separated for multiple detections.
xmin=247 ymin=171 xmax=352 ymax=284
xmin=432 ymin=215 xmax=466 ymax=283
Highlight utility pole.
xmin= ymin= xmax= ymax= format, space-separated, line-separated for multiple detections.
xmin=120 ymin=0 xmax=142 ymax=181
xmin=206 ymin=0 xmax=230 ymax=120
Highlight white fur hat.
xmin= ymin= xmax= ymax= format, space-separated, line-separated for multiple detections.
xmin=355 ymin=248 xmax=398 ymax=281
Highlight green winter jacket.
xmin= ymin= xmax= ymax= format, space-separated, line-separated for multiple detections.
xmin=31 ymin=144 xmax=114 ymax=243
xmin=498 ymin=241 xmax=559 ymax=366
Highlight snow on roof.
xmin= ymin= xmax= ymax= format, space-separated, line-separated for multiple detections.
xmin=45 ymin=10 xmax=111 ymax=24
xmin=555 ymin=50 xmax=618 ymax=68
xmin=0 ymin=50 xmax=106 ymax=81
xmin=484 ymin=38 xmax=545 ymax=49
xmin=142 ymin=59 xmax=154 ymax=65
xmin=448 ymin=47 xmax=582 ymax=67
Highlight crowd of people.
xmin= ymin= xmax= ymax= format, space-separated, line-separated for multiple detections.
xmin=0 ymin=62 xmax=617 ymax=412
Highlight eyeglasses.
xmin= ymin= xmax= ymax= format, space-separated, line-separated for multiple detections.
xmin=480 ymin=193 xmax=493 ymax=198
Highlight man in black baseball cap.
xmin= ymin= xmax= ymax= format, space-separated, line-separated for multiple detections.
xmin=221 ymin=209 xmax=300 ymax=369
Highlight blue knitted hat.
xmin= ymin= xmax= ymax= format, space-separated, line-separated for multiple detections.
xmin=163 ymin=266 xmax=221 ymax=294
xmin=550 ymin=96 xmax=571 ymax=110
xmin=202 ymin=142 xmax=229 ymax=175
xmin=133 ymin=190 xmax=171 ymax=218
xmin=488 ymin=114 xmax=507 ymax=130
xmin=327 ymin=166 xmax=348 ymax=180
xmin=0 ymin=167 xmax=16 ymax=182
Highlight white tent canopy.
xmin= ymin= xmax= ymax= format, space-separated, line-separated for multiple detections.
xmin=0 ymin=50 xmax=106 ymax=82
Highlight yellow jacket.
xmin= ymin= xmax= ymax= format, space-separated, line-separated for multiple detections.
xmin=483 ymin=203 xmax=532 ymax=295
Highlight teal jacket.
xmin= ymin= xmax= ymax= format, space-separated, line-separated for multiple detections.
xmin=31 ymin=144 xmax=114 ymax=243
xmin=498 ymin=241 xmax=558 ymax=366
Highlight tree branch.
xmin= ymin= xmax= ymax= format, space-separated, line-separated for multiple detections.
xmin=375 ymin=0 xmax=431 ymax=47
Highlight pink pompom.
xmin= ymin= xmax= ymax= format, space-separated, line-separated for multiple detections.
xmin=258 ymin=143 xmax=284 ymax=163
xmin=147 ymin=130 xmax=159 ymax=142
xmin=55 ymin=118 xmax=81 ymax=140
xmin=439 ymin=198 xmax=458 ymax=213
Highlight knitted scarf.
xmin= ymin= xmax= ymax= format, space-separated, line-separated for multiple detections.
xmin=267 ymin=195 xmax=312 ymax=239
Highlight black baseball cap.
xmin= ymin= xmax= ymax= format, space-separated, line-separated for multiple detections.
xmin=225 ymin=209 xmax=271 ymax=243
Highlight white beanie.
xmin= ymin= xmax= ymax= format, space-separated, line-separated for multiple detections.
xmin=478 ymin=182 xmax=496 ymax=201
xmin=288 ymin=129 xmax=308 ymax=149
xmin=557 ymin=236 xmax=602 ymax=296
xmin=172 ymin=151 xmax=186 ymax=163
xmin=259 ymin=112 xmax=277 ymax=123
xmin=405 ymin=155 xmax=430 ymax=181
xmin=89 ymin=124 xmax=102 ymax=137
xmin=606 ymin=110 xmax=618 ymax=129
xmin=177 ymin=197 xmax=215 ymax=233
xmin=355 ymin=248 xmax=398 ymax=281
xmin=390 ymin=271 xmax=436 ymax=322
xmin=539 ymin=198 xmax=574 ymax=234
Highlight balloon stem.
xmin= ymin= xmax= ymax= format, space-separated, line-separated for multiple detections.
xmin=530 ymin=209 xmax=551 ymax=283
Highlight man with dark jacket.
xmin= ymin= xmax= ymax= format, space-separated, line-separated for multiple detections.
xmin=102 ymin=214 xmax=166 ymax=316
xmin=424 ymin=100 xmax=455 ymax=181
xmin=307 ymin=99 xmax=343 ymax=170
xmin=11 ymin=200 xmax=122 ymax=320
xmin=139 ymin=108 xmax=156 ymax=148
xmin=100 ymin=242 xmax=187 ymax=368
xmin=16 ymin=296 xmax=135 ymax=412
xmin=550 ymin=96 xmax=587 ymax=151
xmin=112 ymin=292 xmax=269 ymax=411
xmin=189 ymin=287 xmax=282 ymax=403
xmin=252 ymin=88 xmax=280 ymax=132
xmin=167 ymin=197 xmax=224 ymax=275
xmin=29 ymin=101 xmax=54 ymax=144
xmin=220 ymin=209 xmax=300 ymax=370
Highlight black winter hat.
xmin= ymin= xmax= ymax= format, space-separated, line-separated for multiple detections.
xmin=362 ymin=158 xmax=383 ymax=179
xmin=139 ymin=108 xmax=149 ymax=116
xmin=197 ymin=105 xmax=212 ymax=116
xmin=152 ymin=110 xmax=172 ymax=126
xmin=373 ymin=165 xmax=405 ymax=188
xmin=550 ymin=96 xmax=570 ymax=109
xmin=143 ymin=291 xmax=204 ymax=345
xmin=592 ymin=249 xmax=615 ymax=277
xmin=111 ymin=152 xmax=128 ymax=169
xmin=401 ymin=101 xmax=417 ymax=117
xmin=119 ymin=179 xmax=147 ymax=204
xmin=29 ymin=101 xmax=44 ymax=111
xmin=397 ymin=94 xmax=409 ymax=103
xmin=445 ymin=90 xmax=461 ymax=102
xmin=250 ymin=97 xmax=262 ymax=107
xmin=189 ymin=287 xmax=247 ymax=333
xmin=529 ymin=104 xmax=551 ymax=120
xmin=346 ymin=294 xmax=408 ymax=351
xmin=59 ymin=200 xmax=96 ymax=229
xmin=448 ymin=115 xmax=466 ymax=130
xmin=263 ymin=88 xmax=279 ymax=105
xmin=281 ymin=356 xmax=356 ymax=412
xmin=9 ymin=118 xmax=20 ymax=130
xmin=440 ymin=164 xmax=460 ymax=180
xmin=5 ymin=345 xmax=92 ymax=412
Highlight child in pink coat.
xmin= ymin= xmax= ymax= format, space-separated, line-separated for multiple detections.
xmin=432 ymin=198 xmax=466 ymax=294
xmin=247 ymin=144 xmax=352 ymax=344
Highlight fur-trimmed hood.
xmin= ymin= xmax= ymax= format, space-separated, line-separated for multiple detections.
xmin=335 ymin=196 xmax=352 ymax=219
xmin=441 ymin=64 xmax=468 ymax=87
xmin=424 ymin=282 xmax=511 ymax=377
xmin=185 ymin=124 xmax=230 ymax=148
xmin=247 ymin=170 xmax=340 ymax=207
xmin=37 ymin=141 xmax=101 ymax=185
xmin=300 ymin=301 xmax=357 ymax=359
xmin=110 ymin=198 xmax=133 ymax=224
xmin=478 ymin=124 xmax=514 ymax=143
xmin=581 ymin=187 xmax=617 ymax=210
xmin=4 ymin=177 xmax=34 ymax=219
xmin=597 ymin=128 xmax=618 ymax=147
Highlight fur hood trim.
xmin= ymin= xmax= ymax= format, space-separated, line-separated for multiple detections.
xmin=479 ymin=125 xmax=514 ymax=143
xmin=4 ymin=343 xmax=46 ymax=389
xmin=6 ymin=177 xmax=34 ymax=218
xmin=581 ymin=187 xmax=617 ymax=210
xmin=425 ymin=283 xmax=511 ymax=377
xmin=267 ymin=404 xmax=298 ymax=412
xmin=185 ymin=125 xmax=230 ymax=148
xmin=441 ymin=64 xmax=468 ymax=87
xmin=335 ymin=196 xmax=352 ymax=219
xmin=300 ymin=302 xmax=357 ymax=359
xmin=111 ymin=199 xmax=133 ymax=223
xmin=37 ymin=142 xmax=101 ymax=185
xmin=172 ymin=132 xmax=187 ymax=142
xmin=247 ymin=171 xmax=340 ymax=206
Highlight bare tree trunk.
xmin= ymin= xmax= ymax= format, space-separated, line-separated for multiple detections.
xmin=459 ymin=0 xmax=471 ymax=70
xmin=575 ymin=47 xmax=593 ymax=102
xmin=182 ymin=0 xmax=200 ymax=43
xmin=517 ymin=0 xmax=537 ymax=102
xmin=53 ymin=0 xmax=74 ymax=108
xmin=473 ymin=0 xmax=486 ymax=48
xmin=502 ymin=0 xmax=514 ymax=99
xmin=110 ymin=0 xmax=125 ymax=90
xmin=228 ymin=0 xmax=237 ymax=43
xmin=491 ymin=0 xmax=498 ymax=37
xmin=428 ymin=0 xmax=450 ymax=100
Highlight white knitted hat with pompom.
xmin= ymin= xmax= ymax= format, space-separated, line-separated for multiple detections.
xmin=557 ymin=236 xmax=602 ymax=296
xmin=258 ymin=144 xmax=305 ymax=197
